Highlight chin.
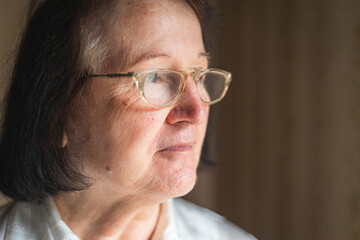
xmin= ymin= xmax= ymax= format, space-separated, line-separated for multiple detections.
xmin=151 ymin=149 xmax=201 ymax=199
xmin=170 ymin=166 xmax=198 ymax=198
xmin=152 ymin=161 xmax=198 ymax=199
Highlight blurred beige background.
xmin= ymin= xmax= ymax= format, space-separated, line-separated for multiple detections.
xmin=1 ymin=0 xmax=360 ymax=240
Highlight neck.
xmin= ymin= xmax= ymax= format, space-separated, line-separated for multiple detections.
xmin=53 ymin=191 xmax=163 ymax=240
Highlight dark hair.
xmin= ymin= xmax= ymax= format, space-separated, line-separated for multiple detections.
xmin=0 ymin=0 xmax=216 ymax=201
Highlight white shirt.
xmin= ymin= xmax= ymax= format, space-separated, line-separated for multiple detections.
xmin=0 ymin=197 xmax=256 ymax=240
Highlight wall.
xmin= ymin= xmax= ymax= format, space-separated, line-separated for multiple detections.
xmin=212 ymin=0 xmax=360 ymax=239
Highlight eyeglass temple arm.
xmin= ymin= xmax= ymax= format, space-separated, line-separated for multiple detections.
xmin=87 ymin=72 xmax=134 ymax=78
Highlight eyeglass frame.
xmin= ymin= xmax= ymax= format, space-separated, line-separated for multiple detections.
xmin=87 ymin=68 xmax=232 ymax=108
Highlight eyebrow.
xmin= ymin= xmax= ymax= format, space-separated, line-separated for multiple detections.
xmin=130 ymin=52 xmax=170 ymax=66
xmin=130 ymin=51 xmax=211 ymax=66
xmin=200 ymin=51 xmax=211 ymax=64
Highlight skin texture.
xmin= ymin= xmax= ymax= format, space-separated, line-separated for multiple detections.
xmin=53 ymin=0 xmax=209 ymax=239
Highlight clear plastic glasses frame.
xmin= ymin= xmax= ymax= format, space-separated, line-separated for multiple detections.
xmin=88 ymin=68 xmax=232 ymax=108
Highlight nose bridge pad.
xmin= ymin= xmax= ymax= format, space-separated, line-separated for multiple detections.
xmin=186 ymin=70 xmax=199 ymax=90
xmin=191 ymin=71 xmax=202 ymax=99
xmin=174 ymin=69 xmax=202 ymax=107
xmin=180 ymin=74 xmax=200 ymax=104
xmin=188 ymin=68 xmax=199 ymax=83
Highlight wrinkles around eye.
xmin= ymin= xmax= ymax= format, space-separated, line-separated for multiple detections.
xmin=104 ymin=78 xmax=140 ymax=106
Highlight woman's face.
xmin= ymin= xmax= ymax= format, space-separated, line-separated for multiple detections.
xmin=69 ymin=0 xmax=209 ymax=202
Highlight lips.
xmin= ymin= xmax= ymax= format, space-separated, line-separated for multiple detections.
xmin=157 ymin=142 xmax=195 ymax=153
xmin=155 ymin=126 xmax=198 ymax=154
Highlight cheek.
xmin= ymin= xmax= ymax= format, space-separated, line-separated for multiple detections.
xmin=72 ymin=84 xmax=168 ymax=169
xmin=84 ymin=110 xmax=169 ymax=190
xmin=93 ymin=100 xmax=169 ymax=174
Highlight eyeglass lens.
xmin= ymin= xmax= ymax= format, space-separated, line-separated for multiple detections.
xmin=142 ymin=70 xmax=227 ymax=107
xmin=143 ymin=72 xmax=182 ymax=106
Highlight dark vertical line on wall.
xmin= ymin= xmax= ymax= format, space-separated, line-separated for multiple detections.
xmin=258 ymin=0 xmax=282 ymax=237
xmin=248 ymin=0 xmax=267 ymax=233
xmin=311 ymin=0 xmax=330 ymax=239
xmin=277 ymin=0 xmax=295 ymax=238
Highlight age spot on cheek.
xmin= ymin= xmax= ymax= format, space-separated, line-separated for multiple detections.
xmin=105 ymin=166 xmax=112 ymax=173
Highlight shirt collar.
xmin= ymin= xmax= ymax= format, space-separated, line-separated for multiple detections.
xmin=4 ymin=197 xmax=181 ymax=240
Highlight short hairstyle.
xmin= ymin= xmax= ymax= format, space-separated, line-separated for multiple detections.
xmin=0 ymin=0 xmax=216 ymax=201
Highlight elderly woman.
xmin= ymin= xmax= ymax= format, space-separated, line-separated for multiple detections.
xmin=0 ymin=0 xmax=256 ymax=239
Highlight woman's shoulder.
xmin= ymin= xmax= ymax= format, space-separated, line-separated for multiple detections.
xmin=0 ymin=202 xmax=12 ymax=218
xmin=0 ymin=202 xmax=14 ymax=240
xmin=0 ymin=198 xmax=80 ymax=240
xmin=169 ymin=198 xmax=257 ymax=240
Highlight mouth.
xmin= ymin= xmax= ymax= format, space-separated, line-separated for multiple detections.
xmin=157 ymin=143 xmax=195 ymax=153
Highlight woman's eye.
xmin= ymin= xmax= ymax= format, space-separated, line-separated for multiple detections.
xmin=148 ymin=73 xmax=159 ymax=83
xmin=146 ymin=73 xmax=169 ymax=84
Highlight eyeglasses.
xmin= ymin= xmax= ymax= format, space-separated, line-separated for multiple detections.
xmin=88 ymin=68 xmax=232 ymax=108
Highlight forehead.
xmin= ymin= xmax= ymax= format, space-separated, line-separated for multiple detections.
xmin=121 ymin=0 xmax=190 ymax=16
xmin=117 ymin=0 xmax=194 ymax=25
xmin=107 ymin=0 xmax=204 ymax=69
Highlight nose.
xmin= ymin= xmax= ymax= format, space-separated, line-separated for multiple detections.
xmin=166 ymin=78 xmax=208 ymax=125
